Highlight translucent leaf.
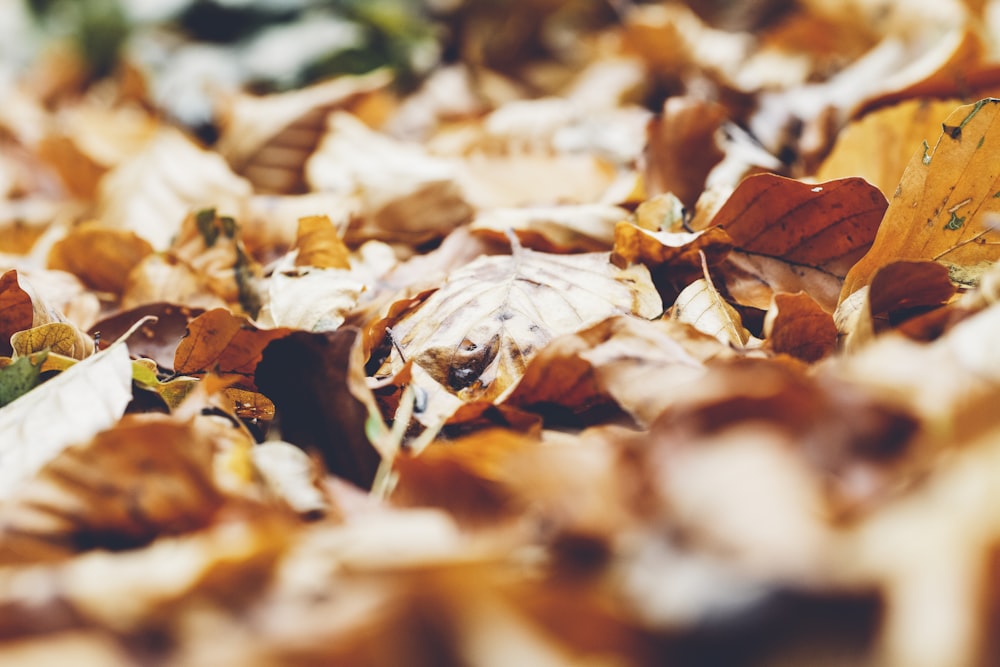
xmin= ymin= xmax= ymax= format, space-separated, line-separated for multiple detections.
xmin=671 ymin=278 xmax=750 ymax=348
xmin=10 ymin=322 xmax=94 ymax=360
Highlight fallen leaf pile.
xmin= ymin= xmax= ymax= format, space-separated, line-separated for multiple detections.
xmin=8 ymin=1 xmax=1000 ymax=665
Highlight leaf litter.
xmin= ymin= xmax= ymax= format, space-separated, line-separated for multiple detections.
xmin=6 ymin=1 xmax=1000 ymax=665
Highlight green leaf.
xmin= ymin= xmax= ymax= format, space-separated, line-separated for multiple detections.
xmin=0 ymin=350 xmax=48 ymax=408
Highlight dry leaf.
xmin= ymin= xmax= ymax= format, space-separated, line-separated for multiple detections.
xmin=306 ymin=112 xmax=473 ymax=245
xmin=10 ymin=321 xmax=94 ymax=359
xmin=0 ymin=269 xmax=33 ymax=356
xmin=842 ymin=99 xmax=1000 ymax=301
xmin=293 ymin=214 xmax=351 ymax=270
xmin=671 ymin=277 xmax=751 ymax=348
xmin=174 ymin=308 xmax=293 ymax=387
xmin=377 ymin=247 xmax=662 ymax=403
xmin=97 ymin=128 xmax=253 ymax=251
xmin=257 ymin=262 xmax=364 ymax=332
xmin=217 ymin=70 xmax=391 ymax=194
xmin=469 ymin=204 xmax=627 ymax=253
xmin=644 ymin=96 xmax=727 ymax=208
xmin=711 ymin=174 xmax=887 ymax=311
xmin=46 ymin=221 xmax=153 ymax=294
xmin=0 ymin=339 xmax=131 ymax=498
xmin=763 ymin=291 xmax=838 ymax=362
xmin=816 ymin=98 xmax=964 ymax=197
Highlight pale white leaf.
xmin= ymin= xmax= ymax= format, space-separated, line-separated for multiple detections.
xmin=0 ymin=342 xmax=132 ymax=499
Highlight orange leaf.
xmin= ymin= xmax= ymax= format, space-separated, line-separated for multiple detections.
xmin=47 ymin=221 xmax=154 ymax=294
xmin=842 ymin=99 xmax=1000 ymax=300
xmin=294 ymin=214 xmax=351 ymax=270
xmin=174 ymin=308 xmax=293 ymax=386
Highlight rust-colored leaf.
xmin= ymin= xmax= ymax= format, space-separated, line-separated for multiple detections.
xmin=711 ymin=174 xmax=887 ymax=311
xmin=0 ymin=270 xmax=33 ymax=357
xmin=764 ymin=292 xmax=838 ymax=363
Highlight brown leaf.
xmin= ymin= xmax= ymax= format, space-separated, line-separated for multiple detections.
xmin=644 ymin=96 xmax=727 ymax=208
xmin=842 ymin=99 xmax=1000 ymax=301
xmin=0 ymin=415 xmax=230 ymax=564
xmin=47 ymin=221 xmax=153 ymax=294
xmin=763 ymin=292 xmax=838 ymax=363
xmin=88 ymin=303 xmax=204 ymax=370
xmin=0 ymin=270 xmax=33 ymax=357
xmin=711 ymin=174 xmax=887 ymax=311
xmin=671 ymin=277 xmax=751 ymax=348
xmin=376 ymin=248 xmax=662 ymax=403
xmin=469 ymin=204 xmax=627 ymax=253
xmin=173 ymin=308 xmax=293 ymax=387
xmin=255 ymin=328 xmax=381 ymax=488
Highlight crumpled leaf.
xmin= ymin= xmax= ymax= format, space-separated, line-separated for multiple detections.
xmin=170 ymin=208 xmax=264 ymax=316
xmin=710 ymin=174 xmax=887 ymax=312
xmin=97 ymin=127 xmax=253 ymax=251
xmin=306 ymin=111 xmax=473 ymax=245
xmin=0 ymin=338 xmax=132 ymax=499
xmin=174 ymin=308 xmax=293 ymax=388
xmin=10 ymin=321 xmax=94 ymax=359
xmin=88 ymin=303 xmax=203 ymax=370
xmin=841 ymin=99 xmax=1000 ymax=303
xmin=46 ymin=221 xmax=153 ymax=294
xmin=376 ymin=247 xmax=662 ymax=403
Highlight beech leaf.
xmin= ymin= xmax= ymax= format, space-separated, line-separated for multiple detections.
xmin=10 ymin=322 xmax=94 ymax=360
xmin=842 ymin=98 xmax=1000 ymax=302
xmin=377 ymin=248 xmax=662 ymax=402
xmin=671 ymin=277 xmax=750 ymax=348
xmin=711 ymin=174 xmax=887 ymax=312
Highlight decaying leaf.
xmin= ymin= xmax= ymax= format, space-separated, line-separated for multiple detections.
xmin=377 ymin=247 xmax=662 ymax=403
xmin=469 ymin=204 xmax=627 ymax=253
xmin=293 ymin=214 xmax=351 ymax=270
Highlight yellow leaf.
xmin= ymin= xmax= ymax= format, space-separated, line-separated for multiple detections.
xmin=293 ymin=214 xmax=351 ymax=270
xmin=10 ymin=322 xmax=94 ymax=359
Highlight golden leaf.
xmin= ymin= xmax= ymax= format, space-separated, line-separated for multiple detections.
xmin=10 ymin=322 xmax=93 ymax=359
xmin=842 ymin=99 xmax=1000 ymax=302
xmin=377 ymin=248 xmax=662 ymax=402
xmin=293 ymin=214 xmax=351 ymax=270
